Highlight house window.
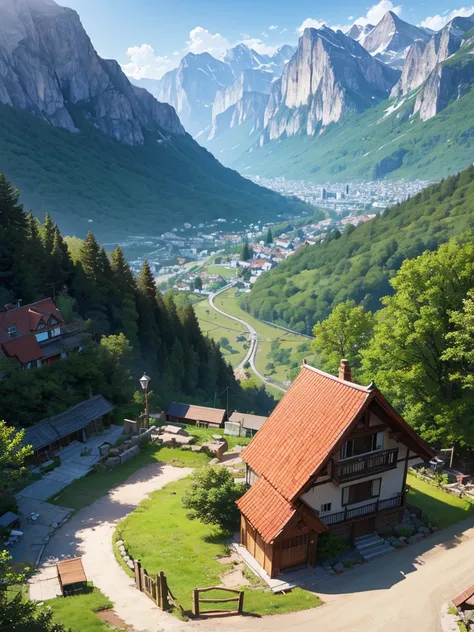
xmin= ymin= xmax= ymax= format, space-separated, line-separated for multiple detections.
xmin=321 ymin=503 xmax=332 ymax=513
xmin=342 ymin=478 xmax=381 ymax=506
xmin=7 ymin=326 xmax=17 ymax=337
xmin=340 ymin=431 xmax=384 ymax=459
xmin=37 ymin=323 xmax=45 ymax=330
xmin=35 ymin=331 xmax=49 ymax=342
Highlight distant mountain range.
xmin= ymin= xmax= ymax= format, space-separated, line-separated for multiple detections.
xmin=184 ymin=10 xmax=474 ymax=182
xmin=0 ymin=0 xmax=308 ymax=238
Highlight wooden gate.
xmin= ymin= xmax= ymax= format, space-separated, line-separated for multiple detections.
xmin=280 ymin=533 xmax=309 ymax=571
xmin=192 ymin=587 xmax=244 ymax=617
xmin=133 ymin=560 xmax=181 ymax=614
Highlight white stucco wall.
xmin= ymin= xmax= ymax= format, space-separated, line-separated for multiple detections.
xmin=302 ymin=427 xmax=410 ymax=517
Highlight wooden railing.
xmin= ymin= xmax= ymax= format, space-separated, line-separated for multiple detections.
xmin=192 ymin=586 xmax=244 ymax=617
xmin=322 ymin=493 xmax=403 ymax=526
xmin=332 ymin=448 xmax=399 ymax=484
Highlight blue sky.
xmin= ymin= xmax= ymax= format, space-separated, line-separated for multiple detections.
xmin=63 ymin=0 xmax=474 ymax=79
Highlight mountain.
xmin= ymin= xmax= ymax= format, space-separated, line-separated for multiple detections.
xmin=153 ymin=44 xmax=295 ymax=138
xmin=240 ymin=166 xmax=474 ymax=334
xmin=361 ymin=11 xmax=431 ymax=68
xmin=257 ymin=26 xmax=399 ymax=144
xmin=391 ymin=15 xmax=474 ymax=100
xmin=346 ymin=23 xmax=375 ymax=45
xmin=153 ymin=53 xmax=234 ymax=136
xmin=0 ymin=0 xmax=183 ymax=144
xmin=0 ymin=0 xmax=310 ymax=239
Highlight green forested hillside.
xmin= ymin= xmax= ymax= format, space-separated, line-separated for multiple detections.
xmin=241 ymin=166 xmax=474 ymax=334
xmin=0 ymin=105 xmax=308 ymax=240
xmin=232 ymin=82 xmax=474 ymax=182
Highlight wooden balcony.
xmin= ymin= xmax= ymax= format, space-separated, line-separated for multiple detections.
xmin=332 ymin=447 xmax=399 ymax=485
xmin=321 ymin=494 xmax=403 ymax=526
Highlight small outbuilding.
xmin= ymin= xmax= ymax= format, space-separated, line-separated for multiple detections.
xmin=56 ymin=557 xmax=87 ymax=596
xmin=166 ymin=402 xmax=227 ymax=428
xmin=226 ymin=412 xmax=268 ymax=437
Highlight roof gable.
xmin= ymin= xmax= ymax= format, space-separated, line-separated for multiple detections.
xmin=0 ymin=298 xmax=63 ymax=343
xmin=242 ymin=364 xmax=434 ymax=503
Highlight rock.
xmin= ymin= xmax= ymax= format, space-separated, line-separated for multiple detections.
xmin=51 ymin=521 xmax=59 ymax=529
xmin=104 ymin=457 xmax=120 ymax=469
xmin=418 ymin=526 xmax=430 ymax=535
xmin=127 ymin=559 xmax=135 ymax=570
xmin=332 ymin=562 xmax=345 ymax=573
xmin=119 ymin=545 xmax=126 ymax=554
xmin=407 ymin=533 xmax=425 ymax=544
xmin=108 ymin=448 xmax=120 ymax=457
xmin=116 ymin=540 xmax=124 ymax=547
xmin=431 ymin=526 xmax=439 ymax=532
xmin=464 ymin=610 xmax=474 ymax=624
xmin=43 ymin=536 xmax=50 ymax=544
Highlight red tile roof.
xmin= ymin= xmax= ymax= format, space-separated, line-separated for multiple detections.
xmin=2 ymin=336 xmax=42 ymax=365
xmin=242 ymin=365 xmax=371 ymax=502
xmin=0 ymin=298 xmax=63 ymax=343
xmin=237 ymin=477 xmax=297 ymax=542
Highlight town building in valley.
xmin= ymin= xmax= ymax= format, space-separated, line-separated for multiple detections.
xmin=0 ymin=298 xmax=84 ymax=369
xmin=237 ymin=360 xmax=434 ymax=579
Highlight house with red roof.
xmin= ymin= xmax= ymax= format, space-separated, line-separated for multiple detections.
xmin=0 ymin=298 xmax=84 ymax=369
xmin=237 ymin=359 xmax=434 ymax=579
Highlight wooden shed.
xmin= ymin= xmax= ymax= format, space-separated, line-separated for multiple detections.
xmin=237 ymin=477 xmax=327 ymax=579
xmin=56 ymin=558 xmax=87 ymax=596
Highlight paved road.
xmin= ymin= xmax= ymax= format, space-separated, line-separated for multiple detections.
xmin=208 ymin=286 xmax=287 ymax=394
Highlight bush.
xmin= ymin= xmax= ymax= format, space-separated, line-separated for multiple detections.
xmin=396 ymin=525 xmax=415 ymax=538
xmin=317 ymin=533 xmax=349 ymax=561
xmin=182 ymin=467 xmax=246 ymax=530
xmin=434 ymin=471 xmax=449 ymax=487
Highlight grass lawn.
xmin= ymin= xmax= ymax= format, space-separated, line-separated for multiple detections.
xmin=116 ymin=477 xmax=321 ymax=618
xmin=193 ymin=296 xmax=248 ymax=368
xmin=187 ymin=426 xmax=251 ymax=450
xmin=215 ymin=288 xmax=315 ymax=386
xmin=407 ymin=471 xmax=474 ymax=528
xmin=206 ymin=265 xmax=237 ymax=278
xmin=43 ymin=585 xmax=112 ymax=632
xmin=49 ymin=444 xmax=210 ymax=511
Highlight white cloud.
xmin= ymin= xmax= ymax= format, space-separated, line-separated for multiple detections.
xmin=269 ymin=25 xmax=278 ymax=30
xmin=280 ymin=27 xmax=288 ymax=34
xmin=348 ymin=15 xmax=354 ymax=20
xmin=297 ymin=17 xmax=351 ymax=35
xmin=419 ymin=5 xmax=474 ymax=31
xmin=355 ymin=1 xmax=401 ymax=26
xmin=297 ymin=18 xmax=326 ymax=34
xmin=185 ymin=26 xmax=230 ymax=59
xmin=122 ymin=44 xmax=173 ymax=80
xmin=239 ymin=38 xmax=279 ymax=55
xmin=260 ymin=31 xmax=269 ymax=37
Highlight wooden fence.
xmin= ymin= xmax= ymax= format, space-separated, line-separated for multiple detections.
xmin=192 ymin=586 xmax=244 ymax=617
xmin=133 ymin=560 xmax=181 ymax=613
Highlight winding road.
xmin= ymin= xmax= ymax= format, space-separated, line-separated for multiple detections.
xmin=208 ymin=285 xmax=287 ymax=394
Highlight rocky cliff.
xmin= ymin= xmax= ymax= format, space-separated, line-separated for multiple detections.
xmin=0 ymin=0 xmax=184 ymax=145
xmin=259 ymin=26 xmax=399 ymax=143
xmin=361 ymin=12 xmax=431 ymax=68
xmin=391 ymin=15 xmax=474 ymax=98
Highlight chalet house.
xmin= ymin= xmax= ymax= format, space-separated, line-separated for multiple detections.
xmin=166 ymin=402 xmax=227 ymax=428
xmin=0 ymin=298 xmax=84 ymax=370
xmin=226 ymin=412 xmax=268 ymax=438
xmin=237 ymin=360 xmax=434 ymax=579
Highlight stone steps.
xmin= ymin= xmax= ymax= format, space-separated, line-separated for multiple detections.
xmin=355 ymin=533 xmax=394 ymax=561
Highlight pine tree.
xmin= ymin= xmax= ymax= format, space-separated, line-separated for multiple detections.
xmin=110 ymin=246 xmax=139 ymax=345
xmin=265 ymin=227 xmax=273 ymax=245
xmin=75 ymin=232 xmax=110 ymax=333
xmin=0 ymin=174 xmax=28 ymax=304
xmin=41 ymin=212 xmax=55 ymax=255
xmin=240 ymin=241 xmax=252 ymax=261
xmin=136 ymin=260 xmax=162 ymax=363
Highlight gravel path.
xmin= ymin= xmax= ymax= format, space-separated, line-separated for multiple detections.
xmin=30 ymin=463 xmax=192 ymax=632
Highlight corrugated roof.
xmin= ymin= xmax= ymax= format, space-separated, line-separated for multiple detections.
xmin=167 ymin=402 xmax=226 ymax=425
xmin=237 ymin=477 xmax=297 ymax=543
xmin=22 ymin=395 xmax=113 ymax=451
xmin=241 ymin=365 xmax=370 ymax=502
xmin=229 ymin=412 xmax=268 ymax=431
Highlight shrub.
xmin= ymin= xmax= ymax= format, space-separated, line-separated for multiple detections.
xmin=182 ymin=467 xmax=247 ymax=530
xmin=434 ymin=471 xmax=449 ymax=487
xmin=317 ymin=533 xmax=349 ymax=561
xmin=396 ymin=526 xmax=415 ymax=538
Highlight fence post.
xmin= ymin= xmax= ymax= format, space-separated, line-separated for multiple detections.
xmin=237 ymin=591 xmax=244 ymax=614
xmin=160 ymin=571 xmax=168 ymax=611
xmin=155 ymin=574 xmax=162 ymax=608
xmin=192 ymin=589 xmax=200 ymax=616
xmin=134 ymin=560 xmax=142 ymax=592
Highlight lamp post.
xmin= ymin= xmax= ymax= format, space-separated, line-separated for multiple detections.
xmin=139 ymin=373 xmax=151 ymax=429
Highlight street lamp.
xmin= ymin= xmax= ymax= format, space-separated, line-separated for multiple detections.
xmin=139 ymin=373 xmax=151 ymax=429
